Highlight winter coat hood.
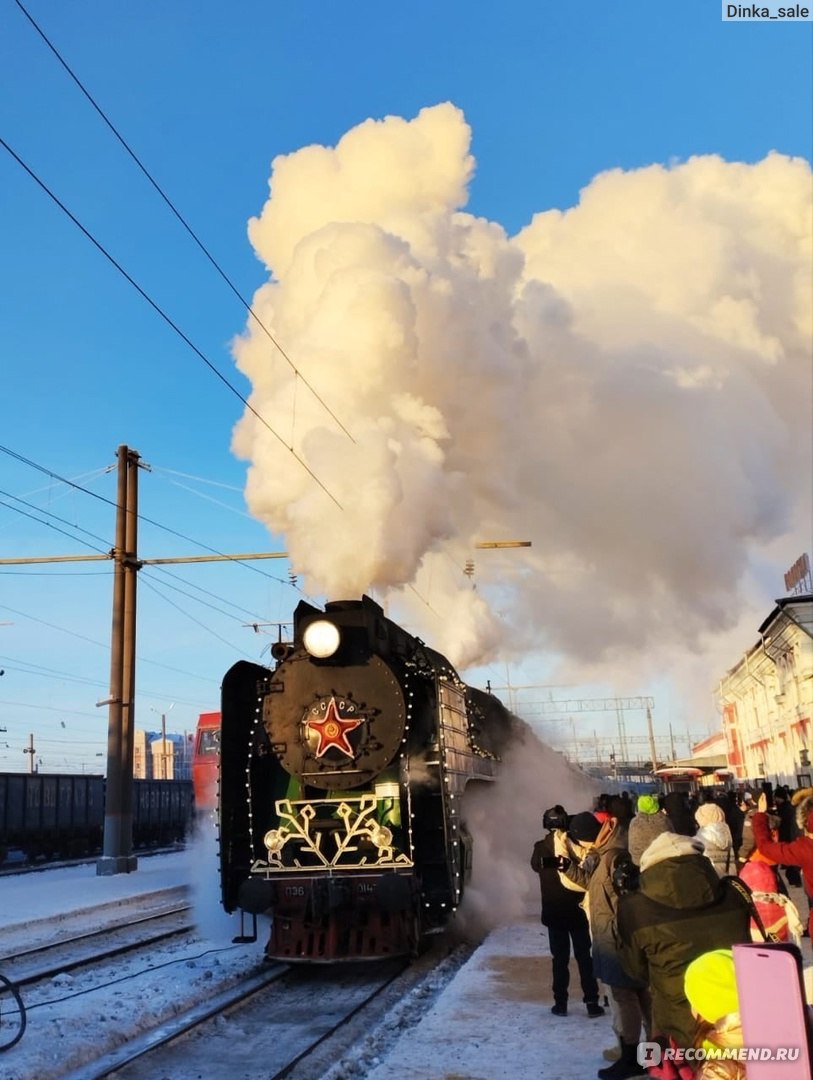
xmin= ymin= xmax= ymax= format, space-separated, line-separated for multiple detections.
xmin=594 ymin=820 xmax=629 ymax=855
xmin=638 ymin=845 xmax=721 ymax=908
xmin=696 ymin=822 xmax=732 ymax=850
xmin=639 ymin=830 xmax=704 ymax=872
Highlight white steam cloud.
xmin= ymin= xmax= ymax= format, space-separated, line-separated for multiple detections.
xmin=455 ymin=724 xmax=599 ymax=936
xmin=232 ymin=103 xmax=812 ymax=684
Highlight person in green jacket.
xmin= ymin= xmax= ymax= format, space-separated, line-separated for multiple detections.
xmin=616 ymin=831 xmax=752 ymax=1053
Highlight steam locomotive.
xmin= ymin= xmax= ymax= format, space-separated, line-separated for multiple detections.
xmin=218 ymin=595 xmax=515 ymax=961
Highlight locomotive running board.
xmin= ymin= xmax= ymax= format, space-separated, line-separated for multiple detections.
xmin=232 ymin=908 xmax=258 ymax=943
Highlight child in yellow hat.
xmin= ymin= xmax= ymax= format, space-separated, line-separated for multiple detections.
xmin=683 ymin=950 xmax=744 ymax=1079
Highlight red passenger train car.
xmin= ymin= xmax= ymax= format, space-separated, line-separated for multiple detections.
xmin=192 ymin=711 xmax=220 ymax=811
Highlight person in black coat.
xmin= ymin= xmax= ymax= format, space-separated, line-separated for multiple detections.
xmin=531 ymin=806 xmax=604 ymax=1019
xmin=662 ymin=791 xmax=697 ymax=837
xmin=773 ymin=786 xmax=802 ymax=887
xmin=722 ymin=790 xmax=745 ymax=855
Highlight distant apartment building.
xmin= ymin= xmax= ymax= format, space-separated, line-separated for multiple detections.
xmin=716 ymin=593 xmax=812 ymax=789
xmin=133 ymin=729 xmax=192 ymax=780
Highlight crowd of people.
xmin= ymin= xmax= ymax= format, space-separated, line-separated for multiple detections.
xmin=530 ymin=784 xmax=813 ymax=1079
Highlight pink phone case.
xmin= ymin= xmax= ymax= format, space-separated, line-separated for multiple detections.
xmin=733 ymin=942 xmax=812 ymax=1078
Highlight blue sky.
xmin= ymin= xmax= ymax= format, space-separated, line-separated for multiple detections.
xmin=0 ymin=1 xmax=810 ymax=773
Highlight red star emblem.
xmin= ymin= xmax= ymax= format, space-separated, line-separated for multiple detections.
xmin=307 ymin=697 xmax=362 ymax=758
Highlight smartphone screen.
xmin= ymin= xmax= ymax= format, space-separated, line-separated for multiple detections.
xmin=733 ymin=943 xmax=812 ymax=1079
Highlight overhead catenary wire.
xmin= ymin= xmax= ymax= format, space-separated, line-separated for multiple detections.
xmin=0 ymin=466 xmax=111 ymax=531
xmin=1 ymin=473 xmax=273 ymax=673
xmin=0 ymin=141 xmax=472 ymax=637
xmin=0 ymin=443 xmax=293 ymax=587
xmin=141 ymin=566 xmax=268 ymax=626
xmin=3 ymin=13 xmax=479 ymax=642
xmin=141 ymin=560 xmax=294 ymax=642
xmin=0 ymin=486 xmax=112 ymax=554
xmin=0 ymin=137 xmax=343 ymax=511
xmin=1 ymin=449 xmax=508 ymax=704
xmin=150 ymin=469 xmax=257 ymax=523
xmin=0 ymin=656 xmax=108 ymax=689
xmin=151 ymin=467 xmax=244 ymax=492
xmin=2 ymin=8 xmax=545 ymax=676
xmin=0 ymin=476 xmax=297 ymax=624
xmin=0 ymin=445 xmax=331 ymax=666
xmin=139 ymin=575 xmax=254 ymax=658
xmin=0 ymin=601 xmax=217 ymax=685
xmin=0 ymin=655 xmax=211 ymax=708
xmin=0 ymin=444 xmax=324 ymax=698
xmin=0 ymin=698 xmax=104 ymax=720
xmin=13 ymin=0 xmax=356 ymax=447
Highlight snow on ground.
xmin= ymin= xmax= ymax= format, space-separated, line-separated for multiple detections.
xmin=325 ymin=918 xmax=614 ymax=1080
xmin=1 ymin=931 xmax=263 ymax=1080
xmin=0 ymin=830 xmax=266 ymax=1080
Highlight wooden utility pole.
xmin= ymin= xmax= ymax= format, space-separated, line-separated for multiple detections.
xmin=98 ymin=445 xmax=140 ymax=875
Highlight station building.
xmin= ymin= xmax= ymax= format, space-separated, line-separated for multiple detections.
xmin=715 ymin=592 xmax=812 ymax=789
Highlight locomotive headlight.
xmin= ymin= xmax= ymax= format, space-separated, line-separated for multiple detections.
xmin=303 ymin=620 xmax=340 ymax=658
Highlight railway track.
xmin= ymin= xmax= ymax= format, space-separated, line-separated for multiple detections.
xmin=60 ymin=963 xmax=290 ymax=1080
xmin=2 ymin=904 xmax=193 ymax=988
xmin=2 ymin=885 xmax=189 ymax=958
xmin=1 ymin=894 xmax=270 ymax=1080
xmin=95 ymin=959 xmax=410 ymax=1080
xmin=2 ymin=893 xmax=466 ymax=1080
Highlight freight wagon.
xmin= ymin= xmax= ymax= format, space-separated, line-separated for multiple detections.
xmin=0 ymin=773 xmax=194 ymax=864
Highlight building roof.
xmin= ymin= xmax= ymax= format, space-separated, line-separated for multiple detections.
xmin=692 ymin=731 xmax=727 ymax=756
xmin=757 ymin=593 xmax=812 ymax=638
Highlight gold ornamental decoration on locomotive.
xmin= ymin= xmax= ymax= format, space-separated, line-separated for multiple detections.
xmin=253 ymin=794 xmax=414 ymax=872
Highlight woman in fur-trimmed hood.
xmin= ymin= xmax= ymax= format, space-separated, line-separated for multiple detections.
xmin=616 ymin=831 xmax=752 ymax=1049
xmin=752 ymin=788 xmax=813 ymax=937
